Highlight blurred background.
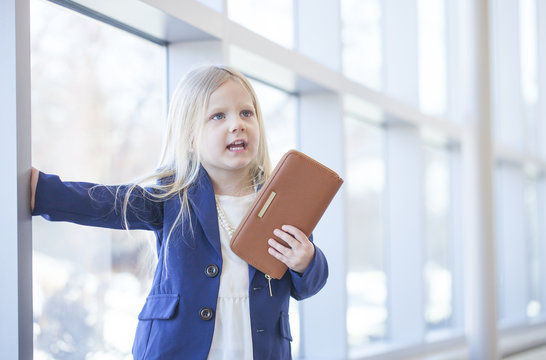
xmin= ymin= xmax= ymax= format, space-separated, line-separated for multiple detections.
xmin=15 ymin=0 xmax=546 ymax=359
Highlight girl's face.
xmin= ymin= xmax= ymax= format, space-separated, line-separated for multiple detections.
xmin=198 ymin=78 xmax=260 ymax=185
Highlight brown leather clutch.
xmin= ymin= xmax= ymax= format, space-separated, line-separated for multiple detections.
xmin=230 ymin=149 xmax=343 ymax=279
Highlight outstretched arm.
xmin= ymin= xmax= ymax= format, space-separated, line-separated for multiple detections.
xmin=31 ymin=170 xmax=163 ymax=231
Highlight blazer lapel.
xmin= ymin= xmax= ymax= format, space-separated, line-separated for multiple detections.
xmin=248 ymin=265 xmax=257 ymax=284
xmin=188 ymin=167 xmax=222 ymax=257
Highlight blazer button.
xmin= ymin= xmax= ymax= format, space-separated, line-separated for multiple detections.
xmin=205 ymin=264 xmax=219 ymax=278
xmin=199 ymin=307 xmax=214 ymax=321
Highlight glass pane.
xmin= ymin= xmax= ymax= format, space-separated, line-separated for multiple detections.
xmin=423 ymin=145 xmax=453 ymax=331
xmin=519 ymin=0 xmax=539 ymax=154
xmin=345 ymin=117 xmax=386 ymax=348
xmin=31 ymin=1 xmax=166 ymax=359
xmin=525 ymin=176 xmax=543 ymax=318
xmin=519 ymin=0 xmax=538 ymax=105
xmin=228 ymin=0 xmax=294 ymax=49
xmin=250 ymin=80 xmax=297 ymax=166
xmin=495 ymin=164 xmax=527 ymax=324
xmin=417 ymin=0 xmax=447 ymax=116
xmin=341 ymin=0 xmax=382 ymax=90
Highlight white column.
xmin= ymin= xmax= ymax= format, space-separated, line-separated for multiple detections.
xmin=299 ymin=93 xmax=346 ymax=359
xmin=0 ymin=0 xmax=33 ymax=359
xmin=460 ymin=0 xmax=499 ymax=358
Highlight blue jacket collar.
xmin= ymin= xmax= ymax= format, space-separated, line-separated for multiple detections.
xmin=187 ymin=166 xmax=222 ymax=258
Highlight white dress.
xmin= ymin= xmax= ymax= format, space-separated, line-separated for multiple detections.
xmin=207 ymin=193 xmax=256 ymax=360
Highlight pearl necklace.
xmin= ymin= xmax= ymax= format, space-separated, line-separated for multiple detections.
xmin=215 ymin=194 xmax=274 ymax=297
xmin=216 ymin=199 xmax=235 ymax=239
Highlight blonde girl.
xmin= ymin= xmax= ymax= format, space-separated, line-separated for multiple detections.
xmin=31 ymin=65 xmax=329 ymax=359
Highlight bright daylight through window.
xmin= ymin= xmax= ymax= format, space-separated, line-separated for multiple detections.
xmin=31 ymin=0 xmax=166 ymax=358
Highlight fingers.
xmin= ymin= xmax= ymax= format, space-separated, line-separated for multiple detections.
xmin=267 ymin=225 xmax=315 ymax=273
xmin=30 ymin=167 xmax=39 ymax=211
xmin=272 ymin=228 xmax=297 ymax=248
xmin=278 ymin=224 xmax=307 ymax=243
xmin=267 ymin=241 xmax=289 ymax=262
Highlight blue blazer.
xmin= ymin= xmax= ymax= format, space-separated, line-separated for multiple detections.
xmin=33 ymin=167 xmax=329 ymax=360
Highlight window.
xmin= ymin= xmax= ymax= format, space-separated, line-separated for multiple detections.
xmin=345 ymin=116 xmax=386 ymax=348
xmin=525 ymin=174 xmax=543 ymax=319
xmin=12 ymin=0 xmax=544 ymax=359
xmin=341 ymin=0 xmax=382 ymax=90
xmin=495 ymin=163 xmax=527 ymax=325
xmin=424 ymin=144 xmax=453 ymax=331
xmin=31 ymin=1 xmax=166 ymax=358
xmin=492 ymin=0 xmax=545 ymax=330
xmin=417 ymin=0 xmax=447 ymax=116
xmin=519 ymin=0 xmax=539 ymax=155
xmin=251 ymin=80 xmax=298 ymax=166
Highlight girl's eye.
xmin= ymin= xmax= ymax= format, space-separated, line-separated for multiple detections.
xmin=211 ymin=113 xmax=225 ymax=120
xmin=241 ymin=110 xmax=254 ymax=117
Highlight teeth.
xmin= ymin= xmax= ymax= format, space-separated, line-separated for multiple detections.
xmin=228 ymin=140 xmax=245 ymax=150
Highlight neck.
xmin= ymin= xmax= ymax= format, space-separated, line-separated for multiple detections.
xmin=208 ymin=169 xmax=254 ymax=196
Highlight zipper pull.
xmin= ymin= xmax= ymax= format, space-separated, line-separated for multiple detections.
xmin=265 ymin=274 xmax=273 ymax=296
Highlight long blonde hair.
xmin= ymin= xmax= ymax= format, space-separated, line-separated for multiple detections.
xmin=121 ymin=65 xmax=271 ymax=255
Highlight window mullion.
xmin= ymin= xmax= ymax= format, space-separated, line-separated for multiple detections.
xmin=0 ymin=0 xmax=33 ymax=358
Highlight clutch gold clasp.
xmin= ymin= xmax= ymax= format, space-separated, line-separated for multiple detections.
xmin=258 ymin=191 xmax=276 ymax=218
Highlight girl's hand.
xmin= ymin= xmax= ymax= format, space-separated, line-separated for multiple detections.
xmin=30 ymin=167 xmax=39 ymax=211
xmin=268 ymin=225 xmax=315 ymax=274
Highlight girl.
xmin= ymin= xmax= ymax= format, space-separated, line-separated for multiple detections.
xmin=30 ymin=65 xmax=328 ymax=360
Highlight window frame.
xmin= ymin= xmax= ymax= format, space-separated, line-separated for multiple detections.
xmin=6 ymin=0 xmax=546 ymax=359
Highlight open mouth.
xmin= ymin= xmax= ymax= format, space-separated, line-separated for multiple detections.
xmin=227 ymin=140 xmax=247 ymax=151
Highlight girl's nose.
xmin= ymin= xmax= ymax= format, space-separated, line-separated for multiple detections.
xmin=229 ymin=117 xmax=246 ymax=133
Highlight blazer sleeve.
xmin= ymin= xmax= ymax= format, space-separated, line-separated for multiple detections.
xmin=32 ymin=171 xmax=163 ymax=231
xmin=289 ymin=234 xmax=329 ymax=301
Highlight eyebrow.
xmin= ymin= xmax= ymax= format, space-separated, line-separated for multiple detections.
xmin=207 ymin=103 xmax=255 ymax=113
